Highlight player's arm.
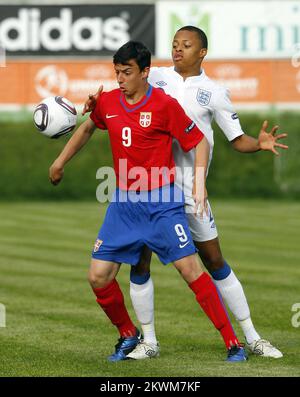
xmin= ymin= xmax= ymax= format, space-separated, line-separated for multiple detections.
xmin=214 ymin=88 xmax=288 ymax=155
xmin=166 ymin=98 xmax=210 ymax=216
xmin=49 ymin=118 xmax=97 ymax=185
xmin=193 ymin=136 xmax=210 ymax=216
xmin=231 ymin=120 xmax=288 ymax=155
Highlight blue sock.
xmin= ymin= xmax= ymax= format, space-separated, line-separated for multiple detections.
xmin=130 ymin=269 xmax=150 ymax=285
xmin=210 ymin=261 xmax=231 ymax=281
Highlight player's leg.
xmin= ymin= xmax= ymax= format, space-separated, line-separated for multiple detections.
xmin=88 ymin=258 xmax=141 ymax=361
xmin=195 ymin=237 xmax=258 ymax=340
xmin=144 ymin=189 xmax=246 ymax=361
xmin=89 ymin=197 xmax=144 ymax=361
xmin=128 ymin=246 xmax=160 ymax=359
xmin=89 ymin=258 xmax=134 ymax=336
xmin=195 ymin=238 xmax=282 ymax=358
xmin=172 ymin=254 xmax=246 ymax=361
xmin=186 ymin=201 xmax=282 ymax=358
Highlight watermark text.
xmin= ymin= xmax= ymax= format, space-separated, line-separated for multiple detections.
xmin=0 ymin=43 xmax=6 ymax=67
xmin=95 ymin=161 xmax=205 ymax=215
xmin=291 ymin=303 xmax=300 ymax=328
xmin=0 ymin=303 xmax=6 ymax=327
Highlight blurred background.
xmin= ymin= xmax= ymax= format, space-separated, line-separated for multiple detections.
xmin=0 ymin=0 xmax=299 ymax=200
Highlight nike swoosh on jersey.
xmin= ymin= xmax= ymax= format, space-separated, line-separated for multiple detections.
xmin=106 ymin=114 xmax=118 ymax=118
xmin=179 ymin=241 xmax=190 ymax=249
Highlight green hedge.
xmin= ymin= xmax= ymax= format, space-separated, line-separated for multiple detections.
xmin=0 ymin=112 xmax=298 ymax=200
xmin=0 ymin=117 xmax=113 ymax=200
xmin=210 ymin=112 xmax=299 ymax=198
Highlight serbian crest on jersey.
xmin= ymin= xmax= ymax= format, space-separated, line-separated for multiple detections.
xmin=196 ymin=89 xmax=212 ymax=106
xmin=139 ymin=112 xmax=152 ymax=127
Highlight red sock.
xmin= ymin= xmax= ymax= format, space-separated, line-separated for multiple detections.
xmin=92 ymin=279 xmax=136 ymax=338
xmin=189 ymin=273 xmax=239 ymax=349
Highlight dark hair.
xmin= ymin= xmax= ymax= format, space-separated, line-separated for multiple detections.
xmin=177 ymin=26 xmax=208 ymax=49
xmin=113 ymin=41 xmax=151 ymax=71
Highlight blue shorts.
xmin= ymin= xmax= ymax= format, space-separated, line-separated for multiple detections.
xmin=92 ymin=184 xmax=197 ymax=265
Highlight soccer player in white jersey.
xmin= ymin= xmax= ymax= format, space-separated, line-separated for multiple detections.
xmin=83 ymin=26 xmax=288 ymax=359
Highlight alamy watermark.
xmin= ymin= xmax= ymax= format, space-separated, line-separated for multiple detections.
xmin=95 ymin=161 xmax=205 ymax=214
xmin=0 ymin=42 xmax=6 ymax=67
xmin=291 ymin=43 xmax=300 ymax=68
xmin=291 ymin=303 xmax=300 ymax=328
xmin=0 ymin=303 xmax=6 ymax=327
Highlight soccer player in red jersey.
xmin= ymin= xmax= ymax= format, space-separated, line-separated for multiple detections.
xmin=49 ymin=41 xmax=247 ymax=362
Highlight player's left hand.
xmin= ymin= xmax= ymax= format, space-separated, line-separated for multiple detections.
xmin=258 ymin=120 xmax=288 ymax=155
xmin=49 ymin=160 xmax=64 ymax=185
xmin=193 ymin=186 xmax=208 ymax=218
xmin=82 ymin=85 xmax=103 ymax=115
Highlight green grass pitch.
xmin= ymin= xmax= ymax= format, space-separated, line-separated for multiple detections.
xmin=0 ymin=199 xmax=299 ymax=377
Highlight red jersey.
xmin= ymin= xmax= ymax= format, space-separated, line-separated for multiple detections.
xmin=90 ymin=85 xmax=204 ymax=190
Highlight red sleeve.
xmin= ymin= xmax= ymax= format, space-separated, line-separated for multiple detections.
xmin=90 ymin=93 xmax=107 ymax=130
xmin=165 ymin=97 xmax=204 ymax=152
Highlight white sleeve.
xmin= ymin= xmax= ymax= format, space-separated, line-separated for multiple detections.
xmin=213 ymin=87 xmax=244 ymax=142
xmin=148 ymin=67 xmax=159 ymax=86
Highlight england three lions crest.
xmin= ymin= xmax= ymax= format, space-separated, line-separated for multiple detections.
xmin=139 ymin=112 xmax=152 ymax=127
xmin=197 ymin=89 xmax=211 ymax=106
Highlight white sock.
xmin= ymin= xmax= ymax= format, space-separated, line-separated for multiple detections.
xmin=239 ymin=318 xmax=261 ymax=344
xmin=213 ymin=270 xmax=261 ymax=344
xmin=130 ymin=277 xmax=158 ymax=345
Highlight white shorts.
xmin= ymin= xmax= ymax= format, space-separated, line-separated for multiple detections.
xmin=184 ymin=200 xmax=218 ymax=242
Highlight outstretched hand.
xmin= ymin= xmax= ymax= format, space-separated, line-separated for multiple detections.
xmin=82 ymin=85 xmax=103 ymax=115
xmin=258 ymin=120 xmax=288 ymax=155
xmin=49 ymin=160 xmax=64 ymax=186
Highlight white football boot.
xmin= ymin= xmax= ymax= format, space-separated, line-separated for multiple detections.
xmin=246 ymin=339 xmax=283 ymax=358
xmin=127 ymin=340 xmax=160 ymax=360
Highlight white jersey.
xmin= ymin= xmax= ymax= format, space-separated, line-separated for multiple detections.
xmin=148 ymin=66 xmax=244 ymax=206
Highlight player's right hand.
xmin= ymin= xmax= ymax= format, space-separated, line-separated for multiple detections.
xmin=82 ymin=85 xmax=103 ymax=115
xmin=49 ymin=161 xmax=64 ymax=185
xmin=192 ymin=186 xmax=208 ymax=218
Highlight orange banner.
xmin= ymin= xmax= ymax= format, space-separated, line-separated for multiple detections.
xmin=0 ymin=59 xmax=299 ymax=107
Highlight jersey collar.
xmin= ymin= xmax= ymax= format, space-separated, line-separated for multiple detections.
xmin=120 ymin=85 xmax=153 ymax=113
xmin=172 ymin=67 xmax=206 ymax=82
